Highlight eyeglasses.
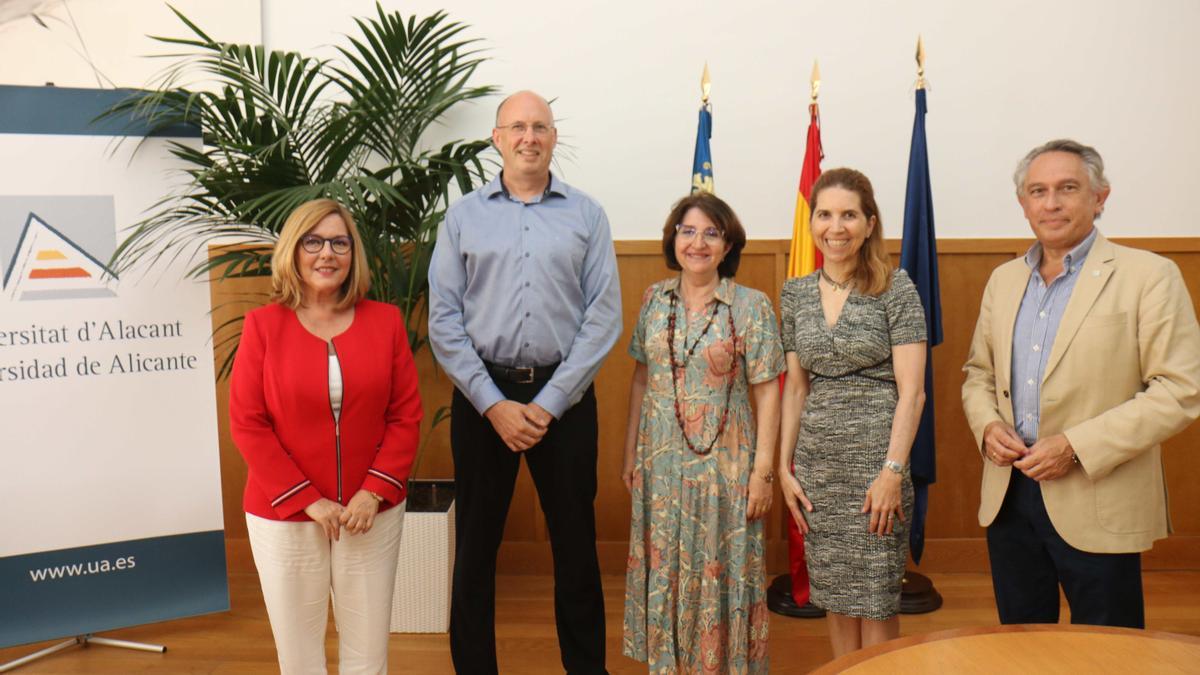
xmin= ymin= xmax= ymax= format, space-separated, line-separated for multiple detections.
xmin=301 ymin=235 xmax=352 ymax=255
xmin=675 ymin=224 xmax=724 ymax=245
xmin=496 ymin=122 xmax=555 ymax=137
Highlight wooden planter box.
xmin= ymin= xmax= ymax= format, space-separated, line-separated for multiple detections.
xmin=390 ymin=480 xmax=455 ymax=633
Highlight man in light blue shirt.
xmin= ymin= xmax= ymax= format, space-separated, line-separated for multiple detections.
xmin=1009 ymin=227 xmax=1098 ymax=446
xmin=428 ymin=90 xmax=620 ymax=674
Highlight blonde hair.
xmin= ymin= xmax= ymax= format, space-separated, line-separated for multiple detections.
xmin=809 ymin=168 xmax=893 ymax=297
xmin=271 ymin=199 xmax=371 ymax=310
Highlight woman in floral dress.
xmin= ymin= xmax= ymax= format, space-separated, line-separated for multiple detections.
xmin=622 ymin=192 xmax=784 ymax=674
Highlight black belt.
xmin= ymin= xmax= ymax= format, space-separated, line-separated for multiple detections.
xmin=485 ymin=361 xmax=558 ymax=384
xmin=808 ymin=357 xmax=895 ymax=386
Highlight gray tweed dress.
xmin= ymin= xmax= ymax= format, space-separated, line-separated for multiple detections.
xmin=780 ymin=269 xmax=926 ymax=620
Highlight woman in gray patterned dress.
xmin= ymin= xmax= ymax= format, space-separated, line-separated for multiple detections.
xmin=777 ymin=168 xmax=927 ymax=658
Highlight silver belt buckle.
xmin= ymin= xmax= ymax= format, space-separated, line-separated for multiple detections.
xmin=514 ymin=367 xmax=535 ymax=384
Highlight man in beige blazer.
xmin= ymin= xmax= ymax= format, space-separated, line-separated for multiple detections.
xmin=962 ymin=139 xmax=1200 ymax=628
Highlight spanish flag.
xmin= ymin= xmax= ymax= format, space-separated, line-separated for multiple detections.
xmin=787 ymin=103 xmax=824 ymax=277
xmin=784 ymin=101 xmax=823 ymax=611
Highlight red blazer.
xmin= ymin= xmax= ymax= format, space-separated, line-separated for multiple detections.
xmin=230 ymin=300 xmax=423 ymax=520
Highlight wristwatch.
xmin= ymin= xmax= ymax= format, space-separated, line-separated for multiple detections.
xmin=883 ymin=460 xmax=905 ymax=475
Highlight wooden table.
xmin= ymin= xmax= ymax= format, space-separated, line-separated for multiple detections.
xmin=812 ymin=624 xmax=1200 ymax=674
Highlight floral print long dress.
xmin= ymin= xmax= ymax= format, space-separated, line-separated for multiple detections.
xmin=623 ymin=276 xmax=784 ymax=674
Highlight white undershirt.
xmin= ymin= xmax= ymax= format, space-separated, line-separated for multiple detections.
xmin=328 ymin=345 xmax=343 ymax=423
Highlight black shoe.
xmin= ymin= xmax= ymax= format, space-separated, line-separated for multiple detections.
xmin=766 ymin=574 xmax=826 ymax=618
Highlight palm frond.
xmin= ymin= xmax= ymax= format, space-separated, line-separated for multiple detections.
xmin=107 ymin=2 xmax=496 ymax=382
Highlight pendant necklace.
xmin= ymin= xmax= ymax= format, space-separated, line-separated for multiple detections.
xmin=667 ymin=285 xmax=737 ymax=456
xmin=819 ymin=268 xmax=853 ymax=291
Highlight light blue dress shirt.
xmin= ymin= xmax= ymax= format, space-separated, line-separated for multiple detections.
xmin=1010 ymin=228 xmax=1099 ymax=444
xmin=427 ymin=173 xmax=622 ymax=418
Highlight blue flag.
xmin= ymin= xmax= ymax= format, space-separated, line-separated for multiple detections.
xmin=691 ymin=104 xmax=713 ymax=193
xmin=900 ymin=88 xmax=943 ymax=565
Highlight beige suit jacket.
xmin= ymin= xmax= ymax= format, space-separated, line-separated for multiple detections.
xmin=962 ymin=233 xmax=1200 ymax=553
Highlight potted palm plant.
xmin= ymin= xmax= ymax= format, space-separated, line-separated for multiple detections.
xmin=105 ymin=3 xmax=494 ymax=633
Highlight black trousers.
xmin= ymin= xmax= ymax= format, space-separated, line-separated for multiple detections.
xmin=987 ymin=469 xmax=1144 ymax=628
xmin=448 ymin=383 xmax=606 ymax=675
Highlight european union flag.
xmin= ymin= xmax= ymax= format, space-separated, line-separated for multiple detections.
xmin=691 ymin=104 xmax=713 ymax=193
xmin=900 ymin=88 xmax=943 ymax=565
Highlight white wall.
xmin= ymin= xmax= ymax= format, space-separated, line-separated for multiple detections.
xmin=264 ymin=0 xmax=1200 ymax=240
xmin=3 ymin=0 xmax=1197 ymax=240
xmin=0 ymin=1 xmax=260 ymax=89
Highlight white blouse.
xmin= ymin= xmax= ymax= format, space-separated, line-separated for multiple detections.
xmin=328 ymin=344 xmax=343 ymax=423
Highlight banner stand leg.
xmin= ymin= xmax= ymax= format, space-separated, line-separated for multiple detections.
xmin=0 ymin=634 xmax=166 ymax=673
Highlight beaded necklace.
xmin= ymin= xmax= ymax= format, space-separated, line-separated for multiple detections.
xmin=667 ymin=287 xmax=738 ymax=456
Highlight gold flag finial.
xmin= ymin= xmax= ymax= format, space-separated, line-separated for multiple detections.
xmin=810 ymin=60 xmax=820 ymax=103
xmin=915 ymin=35 xmax=926 ymax=90
xmin=701 ymin=62 xmax=712 ymax=104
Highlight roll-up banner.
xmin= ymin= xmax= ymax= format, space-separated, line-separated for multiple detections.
xmin=0 ymin=85 xmax=228 ymax=648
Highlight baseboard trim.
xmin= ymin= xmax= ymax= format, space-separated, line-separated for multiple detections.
xmin=223 ymin=534 xmax=1199 ymax=577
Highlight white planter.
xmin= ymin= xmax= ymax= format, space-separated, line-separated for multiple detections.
xmin=390 ymin=497 xmax=455 ymax=633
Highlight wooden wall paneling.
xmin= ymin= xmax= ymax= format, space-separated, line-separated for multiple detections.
xmin=1159 ymin=251 xmax=1200 ymax=545
xmin=1163 ymin=250 xmax=1200 ymax=530
xmin=209 ymin=238 xmax=1200 ymax=575
xmin=590 ymin=243 xmax=664 ymax=545
xmin=205 ymin=258 xmax=271 ymax=574
xmin=409 ymin=341 xmax=454 ymax=481
xmin=921 ymin=252 xmax=1013 ymax=541
xmin=207 ymin=264 xmax=269 ymax=547
xmin=729 ymin=247 xmax=792 ymax=567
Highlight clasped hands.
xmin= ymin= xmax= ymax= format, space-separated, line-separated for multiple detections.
xmin=303 ymin=489 xmax=380 ymax=541
xmin=983 ymin=421 xmax=1075 ymax=481
xmin=486 ymin=400 xmax=554 ymax=452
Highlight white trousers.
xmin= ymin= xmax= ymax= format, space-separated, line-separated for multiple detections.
xmin=246 ymin=504 xmax=405 ymax=675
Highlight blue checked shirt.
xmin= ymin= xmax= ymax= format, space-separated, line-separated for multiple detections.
xmin=427 ymin=173 xmax=622 ymax=419
xmin=1010 ymin=228 xmax=1099 ymax=444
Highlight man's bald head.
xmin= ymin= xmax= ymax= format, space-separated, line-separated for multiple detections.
xmin=495 ymin=90 xmax=553 ymax=126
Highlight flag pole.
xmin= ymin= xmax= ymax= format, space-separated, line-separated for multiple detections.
xmin=810 ymin=59 xmax=820 ymax=103
xmin=900 ymin=33 xmax=944 ymax=615
xmin=915 ymin=35 xmax=926 ymax=90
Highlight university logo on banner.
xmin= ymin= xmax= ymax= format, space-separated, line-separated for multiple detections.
xmin=3 ymin=206 xmax=118 ymax=302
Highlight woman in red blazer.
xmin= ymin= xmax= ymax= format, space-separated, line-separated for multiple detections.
xmin=230 ymin=198 xmax=422 ymax=674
